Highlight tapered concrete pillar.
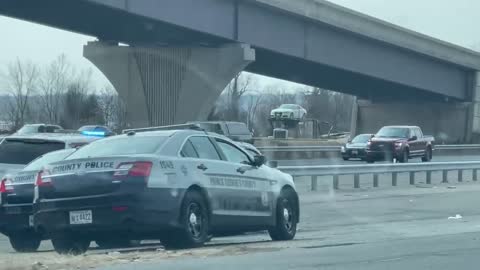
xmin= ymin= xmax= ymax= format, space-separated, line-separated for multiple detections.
xmin=84 ymin=41 xmax=255 ymax=127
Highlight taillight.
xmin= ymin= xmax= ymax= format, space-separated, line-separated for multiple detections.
xmin=114 ymin=162 xmax=152 ymax=178
xmin=0 ymin=178 xmax=13 ymax=193
xmin=35 ymin=170 xmax=52 ymax=187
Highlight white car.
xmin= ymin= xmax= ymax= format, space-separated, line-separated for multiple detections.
xmin=270 ymin=104 xmax=307 ymax=120
xmin=34 ymin=127 xmax=300 ymax=254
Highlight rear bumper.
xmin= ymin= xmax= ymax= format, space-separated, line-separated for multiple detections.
xmin=0 ymin=204 xmax=33 ymax=235
xmin=34 ymin=189 xmax=184 ymax=237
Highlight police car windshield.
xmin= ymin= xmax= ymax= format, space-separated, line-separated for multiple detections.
xmin=66 ymin=136 xmax=167 ymax=159
xmin=0 ymin=139 xmax=65 ymax=165
xmin=352 ymin=134 xmax=371 ymax=143
xmin=23 ymin=149 xmax=76 ymax=171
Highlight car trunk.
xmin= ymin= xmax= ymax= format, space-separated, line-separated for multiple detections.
xmin=39 ymin=156 xmax=154 ymax=199
xmin=5 ymin=170 xmax=38 ymax=204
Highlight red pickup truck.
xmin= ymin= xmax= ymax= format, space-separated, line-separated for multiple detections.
xmin=366 ymin=126 xmax=434 ymax=163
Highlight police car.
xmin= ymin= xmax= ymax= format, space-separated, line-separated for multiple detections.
xmin=0 ymin=148 xmax=77 ymax=252
xmin=34 ymin=126 xmax=299 ymax=254
xmin=0 ymin=133 xmax=100 ymax=178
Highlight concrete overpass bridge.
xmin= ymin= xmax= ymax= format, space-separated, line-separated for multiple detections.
xmin=2 ymin=0 xmax=480 ymax=142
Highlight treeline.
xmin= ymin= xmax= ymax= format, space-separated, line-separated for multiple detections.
xmin=1 ymin=56 xmax=354 ymax=135
xmin=209 ymin=73 xmax=355 ymax=136
xmin=0 ymin=55 xmax=126 ymax=132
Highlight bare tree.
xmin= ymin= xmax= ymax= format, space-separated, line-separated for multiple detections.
xmin=2 ymin=59 xmax=39 ymax=130
xmin=245 ymin=91 xmax=263 ymax=131
xmin=38 ymin=54 xmax=72 ymax=124
xmin=98 ymin=85 xmax=128 ymax=131
xmin=225 ymin=72 xmax=253 ymax=121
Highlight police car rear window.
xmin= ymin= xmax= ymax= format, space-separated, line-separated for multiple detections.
xmin=23 ymin=149 xmax=76 ymax=171
xmin=66 ymin=136 xmax=167 ymax=159
xmin=0 ymin=139 xmax=66 ymax=165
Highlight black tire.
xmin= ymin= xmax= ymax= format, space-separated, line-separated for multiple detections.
xmin=268 ymin=188 xmax=298 ymax=241
xmin=161 ymin=191 xmax=209 ymax=250
xmin=399 ymin=150 xmax=409 ymax=163
xmin=422 ymin=147 xmax=432 ymax=162
xmin=366 ymin=159 xmax=374 ymax=164
xmin=95 ymin=239 xmax=141 ymax=249
xmin=51 ymin=233 xmax=90 ymax=255
xmin=342 ymin=157 xmax=349 ymax=161
xmin=9 ymin=232 xmax=41 ymax=252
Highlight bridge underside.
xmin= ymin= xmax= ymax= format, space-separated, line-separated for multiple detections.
xmin=1 ymin=0 xmax=480 ymax=141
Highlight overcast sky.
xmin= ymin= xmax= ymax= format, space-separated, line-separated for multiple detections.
xmin=0 ymin=0 xmax=479 ymax=89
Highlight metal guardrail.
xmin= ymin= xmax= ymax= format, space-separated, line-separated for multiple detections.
xmin=258 ymin=144 xmax=480 ymax=152
xmin=279 ymin=161 xmax=480 ymax=190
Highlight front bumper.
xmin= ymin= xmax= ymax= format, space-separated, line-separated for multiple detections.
xmin=34 ymin=189 xmax=184 ymax=237
xmin=366 ymin=150 xmax=401 ymax=161
xmin=342 ymin=148 xmax=367 ymax=159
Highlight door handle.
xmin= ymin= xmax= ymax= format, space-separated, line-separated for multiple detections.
xmin=197 ymin=164 xmax=208 ymax=171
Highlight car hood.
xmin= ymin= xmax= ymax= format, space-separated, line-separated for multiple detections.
xmin=371 ymin=137 xmax=406 ymax=143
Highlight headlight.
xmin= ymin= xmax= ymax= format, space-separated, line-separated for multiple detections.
xmin=366 ymin=141 xmax=371 ymax=149
xmin=394 ymin=142 xmax=403 ymax=148
xmin=341 ymin=146 xmax=346 ymax=153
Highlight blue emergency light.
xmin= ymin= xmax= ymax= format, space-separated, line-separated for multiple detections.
xmin=81 ymin=130 xmax=106 ymax=137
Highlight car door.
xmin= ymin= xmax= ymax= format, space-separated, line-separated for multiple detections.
xmin=211 ymin=138 xmax=274 ymax=227
xmin=412 ymin=128 xmax=426 ymax=156
xmin=182 ymin=136 xmax=248 ymax=228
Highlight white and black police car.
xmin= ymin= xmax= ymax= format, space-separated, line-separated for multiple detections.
xmin=0 ymin=148 xmax=77 ymax=252
xmin=0 ymin=132 xmax=104 ymax=252
xmin=34 ymin=125 xmax=299 ymax=254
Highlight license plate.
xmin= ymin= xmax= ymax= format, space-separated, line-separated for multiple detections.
xmin=28 ymin=215 xmax=34 ymax=227
xmin=69 ymin=210 xmax=93 ymax=225
xmin=352 ymin=150 xmax=358 ymax=155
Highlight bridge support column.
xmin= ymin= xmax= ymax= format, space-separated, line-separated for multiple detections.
xmin=468 ymin=72 xmax=480 ymax=142
xmin=354 ymin=99 xmax=471 ymax=144
xmin=84 ymin=41 xmax=255 ymax=127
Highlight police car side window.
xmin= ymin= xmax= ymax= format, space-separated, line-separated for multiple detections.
xmin=181 ymin=139 xmax=199 ymax=158
xmin=189 ymin=136 xmax=221 ymax=160
xmin=215 ymin=140 xmax=251 ymax=164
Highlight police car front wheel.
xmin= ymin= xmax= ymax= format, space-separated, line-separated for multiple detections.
xmin=269 ymin=189 xmax=298 ymax=241
xmin=161 ymin=190 xmax=209 ymax=249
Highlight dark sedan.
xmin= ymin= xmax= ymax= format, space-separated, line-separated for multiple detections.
xmin=341 ymin=134 xmax=373 ymax=161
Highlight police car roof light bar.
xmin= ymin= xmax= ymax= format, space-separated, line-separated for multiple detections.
xmin=122 ymin=124 xmax=204 ymax=134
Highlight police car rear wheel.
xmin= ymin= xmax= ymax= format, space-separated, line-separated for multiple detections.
xmin=269 ymin=189 xmax=297 ymax=241
xmin=51 ymin=233 xmax=90 ymax=255
xmin=161 ymin=191 xmax=209 ymax=249
xmin=9 ymin=232 xmax=41 ymax=252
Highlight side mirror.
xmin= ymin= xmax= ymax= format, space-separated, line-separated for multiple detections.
xmin=253 ymin=155 xmax=267 ymax=167
xmin=267 ymin=160 xmax=278 ymax=168
xmin=409 ymin=136 xmax=417 ymax=141
xmin=371 ymin=134 xmax=375 ymax=138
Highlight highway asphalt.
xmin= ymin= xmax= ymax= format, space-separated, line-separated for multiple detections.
xmin=2 ymin=181 xmax=480 ymax=269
